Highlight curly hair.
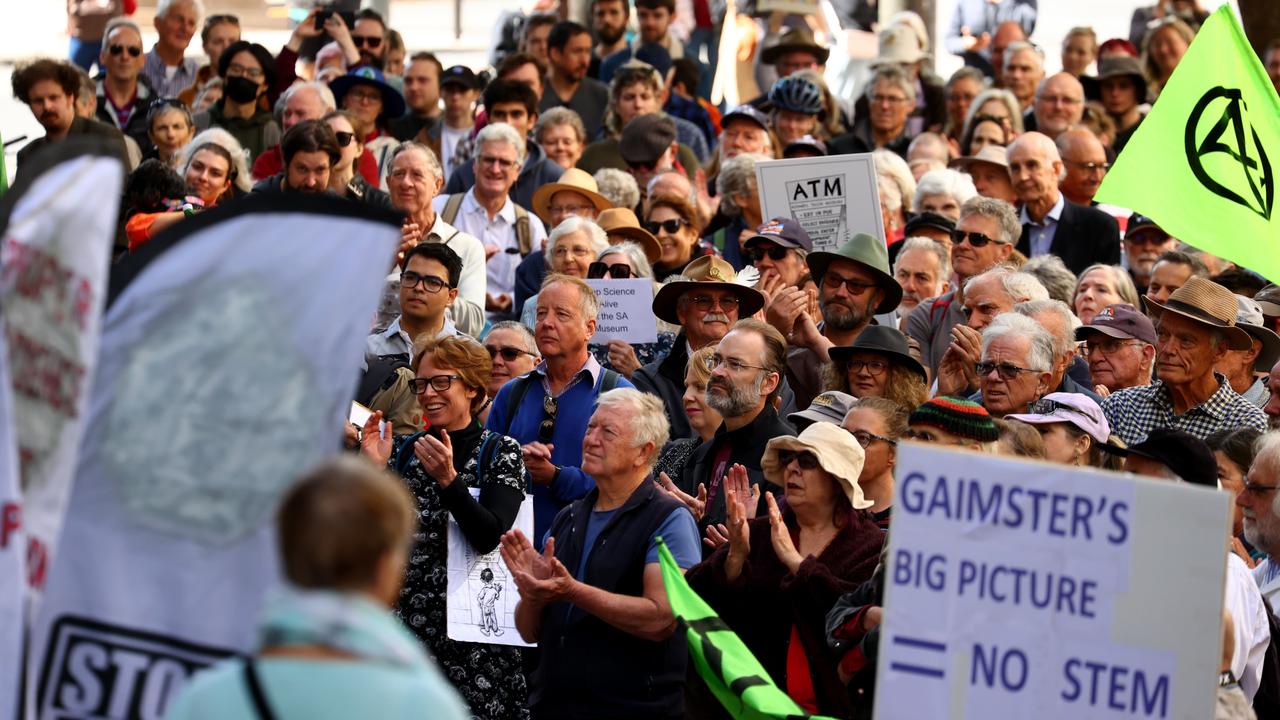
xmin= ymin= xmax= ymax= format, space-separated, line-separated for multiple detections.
xmin=411 ymin=335 xmax=494 ymax=414
xmin=11 ymin=58 xmax=80 ymax=104
xmin=823 ymin=358 xmax=928 ymax=410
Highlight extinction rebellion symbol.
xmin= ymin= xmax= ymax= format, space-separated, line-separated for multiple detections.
xmin=1185 ymin=86 xmax=1274 ymax=220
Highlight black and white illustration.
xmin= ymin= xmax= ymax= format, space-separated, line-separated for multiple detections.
xmin=446 ymin=489 xmax=534 ymax=647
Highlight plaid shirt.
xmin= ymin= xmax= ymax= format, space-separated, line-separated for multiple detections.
xmin=1102 ymin=375 xmax=1268 ymax=446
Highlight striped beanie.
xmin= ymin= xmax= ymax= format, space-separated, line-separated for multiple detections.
xmin=908 ymin=396 xmax=1000 ymax=443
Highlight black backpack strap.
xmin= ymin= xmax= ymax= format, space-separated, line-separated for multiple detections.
xmin=242 ymin=659 xmax=278 ymax=720
xmin=393 ymin=431 xmax=429 ymax=475
xmin=501 ymin=376 xmax=535 ymax=436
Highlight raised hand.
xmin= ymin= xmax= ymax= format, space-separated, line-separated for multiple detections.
xmin=765 ymin=491 xmax=804 ymax=572
xmin=359 ymin=410 xmax=393 ymax=466
xmin=500 ymin=531 xmax=573 ymax=605
xmin=764 ymin=284 xmax=808 ymax=338
xmin=415 ymin=429 xmax=457 ymax=486
xmin=723 ymin=464 xmax=759 ymax=520
xmin=606 ymin=339 xmax=641 ymax=378
xmin=703 ymin=523 xmax=730 ymax=550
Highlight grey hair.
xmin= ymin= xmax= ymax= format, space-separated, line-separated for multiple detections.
xmin=1003 ymin=41 xmax=1045 ymax=74
xmin=103 ymin=17 xmax=143 ymax=42
xmin=177 ymin=127 xmax=251 ymax=192
xmin=1252 ymin=432 xmax=1280 ymax=517
xmin=946 ymin=66 xmax=988 ymax=91
xmin=593 ymin=168 xmax=640 ymax=210
xmin=488 ymin=320 xmax=538 ymax=355
xmin=540 ymin=273 xmax=601 ymax=321
xmin=594 ymin=388 xmax=671 ymax=465
xmin=964 ymin=266 xmax=1049 ymax=304
xmin=1013 ymin=299 xmax=1078 ymax=357
xmin=894 ymin=236 xmax=951 ymax=279
xmin=283 ymin=81 xmax=337 ymax=114
xmin=865 ymin=64 xmax=917 ymax=104
xmin=1074 ymin=264 xmax=1141 ymax=309
xmin=959 ymin=196 xmax=1022 ymax=246
xmin=389 ymin=141 xmax=443 ymax=181
xmin=963 ymin=88 xmax=1025 ymax=136
xmin=156 ymin=0 xmax=203 ymax=20
xmin=475 ymin=122 xmax=527 ymax=166
xmin=913 ymin=168 xmax=976 ymax=210
xmin=717 ymin=153 xmax=768 ymax=217
xmin=548 ymin=216 xmax=609 ymax=259
xmin=535 ymin=106 xmax=587 ymax=144
xmin=1020 ymin=254 xmax=1077 ymax=305
xmin=874 ymin=149 xmax=916 ymax=213
xmin=982 ymin=312 xmax=1055 ymax=373
xmin=598 ymin=242 xmax=654 ymax=279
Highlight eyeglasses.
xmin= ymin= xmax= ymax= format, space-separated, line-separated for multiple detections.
xmin=539 ymin=394 xmax=557 ymax=443
xmin=871 ymin=94 xmax=908 ymax=106
xmin=950 ymin=229 xmax=999 ymax=248
xmin=486 ymin=345 xmax=536 ymax=362
xmin=1085 ymin=338 xmax=1144 ymax=356
xmin=409 ymin=374 xmax=462 ymax=394
xmin=108 ymin=44 xmax=142 ymax=57
xmin=822 ymin=272 xmax=878 ymax=295
xmin=549 ymin=203 xmax=593 ymax=216
xmin=777 ymin=449 xmax=821 ymax=470
xmin=850 ymin=430 xmax=897 ymax=448
xmin=1065 ymin=159 xmax=1111 ymax=173
xmin=975 ymin=361 xmax=1041 ymax=380
xmin=346 ymin=88 xmax=383 ymax=103
xmin=687 ymin=294 xmax=740 ymax=312
xmin=334 ymin=131 xmax=356 ymax=147
xmin=1241 ymin=481 xmax=1280 ymax=495
xmin=400 ymin=271 xmax=449 ymax=293
xmin=352 ymin=35 xmax=383 ymax=48
xmin=707 ymin=353 xmax=770 ymax=374
xmin=477 ymin=155 xmax=519 ymax=171
xmin=845 ymin=358 xmax=889 ymax=376
xmin=644 ymin=218 xmax=687 ymax=235
xmin=226 ymin=63 xmax=264 ymax=80
xmin=587 ymin=262 xmax=633 ymax=279
xmin=746 ymin=245 xmax=789 ymax=263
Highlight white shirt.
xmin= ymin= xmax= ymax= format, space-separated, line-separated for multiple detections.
xmin=433 ymin=189 xmax=547 ymax=301
xmin=440 ymin=125 xmax=468 ymax=183
xmin=1225 ymin=552 xmax=1270 ymax=701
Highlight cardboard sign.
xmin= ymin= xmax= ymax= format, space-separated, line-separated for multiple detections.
xmin=586 ymin=278 xmax=658 ymax=345
xmin=755 ymin=154 xmax=884 ymax=252
xmin=875 ymin=444 xmax=1229 ymax=720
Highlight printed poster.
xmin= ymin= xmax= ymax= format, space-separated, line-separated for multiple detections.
xmin=756 ymin=154 xmax=885 ymax=252
xmin=447 ymin=489 xmax=535 ymax=647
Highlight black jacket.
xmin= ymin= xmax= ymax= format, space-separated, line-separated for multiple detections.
xmin=15 ymin=116 xmax=129 ymax=183
xmin=679 ymin=405 xmax=795 ymax=532
xmin=632 ymin=334 xmax=695 ymax=441
xmin=94 ymin=74 xmax=158 ymax=149
xmin=1016 ymin=198 xmax=1121 ymax=276
xmin=827 ymin=117 xmax=911 ymax=159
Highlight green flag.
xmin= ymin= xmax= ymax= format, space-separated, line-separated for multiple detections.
xmin=1095 ymin=5 xmax=1279 ymax=280
xmin=657 ymin=538 xmax=838 ymax=720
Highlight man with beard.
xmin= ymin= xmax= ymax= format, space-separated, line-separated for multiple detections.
xmin=892 ymin=237 xmax=951 ymax=328
xmin=678 ymin=319 xmax=794 ymax=539
xmin=589 ymin=0 xmax=629 ymax=80
xmin=13 ymin=58 xmax=129 ymax=182
xmin=350 ymin=9 xmax=388 ymax=70
xmin=1124 ymin=215 xmax=1180 ymax=295
xmin=1237 ymin=431 xmax=1280 ymax=618
xmin=774 ymin=233 xmax=903 ymax=409
xmin=538 ymin=21 xmax=609 ymax=138
xmin=635 ymin=256 xmax=766 ymax=439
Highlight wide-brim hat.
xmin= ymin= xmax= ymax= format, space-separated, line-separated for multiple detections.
xmin=1254 ymin=284 xmax=1280 ymax=317
xmin=761 ymin=27 xmax=830 ymax=65
xmin=330 ymin=67 xmax=406 ymax=120
xmin=1082 ymin=56 xmax=1149 ymax=104
xmin=597 ymin=207 xmax=661 ymax=263
xmin=1235 ymin=295 xmax=1280 ymax=371
xmin=871 ymin=24 xmax=925 ymax=66
xmin=651 ymin=255 xmax=765 ymax=325
xmin=762 ymin=422 xmax=872 ymax=510
xmin=531 ymin=168 xmax=612 ymax=226
xmin=828 ymin=325 xmax=926 ymax=381
xmin=950 ymin=144 xmax=1009 ymax=172
xmin=1142 ymin=277 xmax=1252 ymax=351
xmin=1098 ymin=428 xmax=1216 ymax=487
xmin=805 ymin=232 xmax=902 ymax=314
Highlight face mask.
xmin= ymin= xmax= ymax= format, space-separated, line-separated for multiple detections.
xmin=224 ymin=76 xmax=261 ymax=104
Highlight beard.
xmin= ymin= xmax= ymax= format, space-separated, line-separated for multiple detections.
xmin=596 ymin=24 xmax=625 ymax=45
xmin=705 ymin=372 xmax=764 ymax=418
xmin=822 ymin=297 xmax=873 ymax=331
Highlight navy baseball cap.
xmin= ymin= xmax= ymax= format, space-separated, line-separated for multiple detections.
xmin=1075 ymin=303 xmax=1157 ymax=345
xmin=441 ymin=65 xmax=480 ymax=90
xmin=745 ymin=217 xmax=813 ymax=251
xmin=721 ymin=104 xmax=769 ymax=132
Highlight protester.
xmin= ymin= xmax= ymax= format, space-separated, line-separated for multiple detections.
xmin=1072 ymin=264 xmax=1140 ymax=325
xmin=906 ymin=133 xmax=949 ymax=180
xmin=1055 ymin=128 xmax=1111 ymax=207
xmin=653 ymin=346 xmax=722 ymax=487
xmin=892 ymin=236 xmax=951 ymax=324
xmin=786 ymin=390 xmax=855 ymax=434
xmin=67 ymin=0 xmax=124 ymax=71
xmin=590 ymin=0 xmax=629 ymax=77
xmin=993 ymin=417 xmax=1047 ymax=458
xmin=501 ymin=388 xmax=700 ymax=719
xmin=1076 ymin=303 xmax=1157 ymax=395
xmin=589 ymin=241 xmax=675 ymax=377
xmin=905 ymin=395 xmax=1000 ymax=452
xmin=843 ymin=396 xmax=907 ymax=529
xmin=482 ymin=320 xmax=541 ymax=417
xmin=744 ymin=217 xmax=813 ymax=298
xmin=1142 ymin=17 xmax=1195 ymax=96
xmin=1027 ymin=73 xmax=1085 ymax=138
xmin=421 ymin=65 xmax=480 ymax=183
xmin=94 ymin=18 xmax=157 ymax=149
xmin=875 ymin=150 xmax=916 ymax=244
xmin=251 ymin=119 xmax=338 ymax=194
xmin=1022 ymin=254 xmax=1078 ymax=305
xmin=330 ymin=66 xmax=404 ymax=176
xmin=1207 ymin=427 xmax=1262 ymax=543
xmin=646 ymin=192 xmax=713 ymax=281
xmin=710 ymin=153 xmax=768 ymax=270
xmin=534 ymin=107 xmax=589 ymax=172
xmin=1062 ymin=26 xmax=1099 ymax=77
xmin=1124 ymin=214 xmax=1180 ymax=295
xmin=1007 ymin=393 xmax=1118 ymax=467
xmin=1089 ymin=55 xmax=1149 ymax=152
xmin=144 ymin=100 xmax=195 ymax=168
xmin=687 ymin=421 xmax=884 ymax=716
xmin=519 ymin=217 xmax=609 ymax=327
xmin=1146 ymin=249 xmax=1209 ymax=304
xmin=1001 ymin=41 xmax=1045 ymax=112
xmin=366 ymin=243 xmax=464 ymax=364
xmin=176 ymin=127 xmax=251 ymax=203
xmin=12 ymin=58 xmax=130 ymax=181
xmin=829 ymin=65 xmax=915 ymax=158
xmin=826 ymin=326 xmax=929 ymax=410
xmin=322 ymin=111 xmax=388 ymax=206
xmin=1219 ymin=297 xmax=1280 ymax=408
xmin=143 ymin=0 xmax=201 ymax=98
xmin=767 ymin=74 xmax=825 ymax=146
xmin=951 ymin=144 xmax=1017 ymax=204
xmin=942 ymin=67 xmax=986 ymax=149
xmin=964 ymin=88 xmax=1024 ymax=140
xmin=1014 ymin=298 xmax=1103 ymax=400
xmin=539 ymin=21 xmax=610 ymax=137
xmin=912 ymin=168 xmax=975 ymax=221
xmin=973 ymin=312 xmax=1055 ymax=416
xmin=193 ymin=42 xmax=278 ymax=164
xmin=902 ymin=212 xmax=956 ymax=247
xmin=1241 ymin=431 xmax=1280 ymax=615
xmin=164 ymin=456 xmax=469 ymax=719
xmin=251 ymin=82 xmax=340 ymax=182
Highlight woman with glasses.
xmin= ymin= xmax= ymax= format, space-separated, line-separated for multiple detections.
xmin=841 ymin=397 xmax=908 ymax=531
xmin=331 ymin=67 xmax=407 ymax=180
xmin=323 ymin=110 xmax=391 ymax=207
xmin=1006 ymin=392 xmax=1123 ymax=469
xmin=359 ymin=335 xmax=530 ymax=720
xmin=144 ymin=100 xmax=195 ymax=168
xmin=193 ymin=41 xmax=279 ymax=165
xmin=585 ymin=241 xmax=678 ymax=378
xmin=825 ymin=326 xmax=929 ymax=410
xmin=519 ymin=217 xmax=609 ymax=328
xmin=646 ymin=193 xmax=716 ymax=281
xmin=687 ymin=422 xmax=884 ymax=717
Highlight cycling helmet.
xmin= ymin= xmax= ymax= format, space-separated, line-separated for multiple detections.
xmin=768 ymin=76 xmax=824 ymax=116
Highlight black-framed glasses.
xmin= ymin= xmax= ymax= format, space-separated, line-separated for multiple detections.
xmin=227 ymin=63 xmax=264 ymax=80
xmin=108 ymin=44 xmax=142 ymax=57
xmin=486 ymin=345 xmax=536 ymax=362
xmin=845 ymin=358 xmax=889 ymax=376
xmin=401 ymin=271 xmax=449 ymax=293
xmin=777 ymin=450 xmax=821 ymax=470
xmin=587 ymin=262 xmax=633 ymax=279
xmin=409 ymin=374 xmax=462 ymax=394
xmin=352 ymin=35 xmax=383 ymax=48
xmin=688 ymin=294 xmax=740 ymax=312
xmin=975 ymin=361 xmax=1040 ymax=380
xmin=950 ymin=230 xmax=998 ymax=248
xmin=539 ymin=394 xmax=558 ymax=443
xmin=334 ymin=131 xmax=355 ymax=147
xmin=850 ymin=430 xmax=896 ymax=448
xmin=707 ymin=353 xmax=770 ymax=374
xmin=822 ymin=272 xmax=877 ymax=295
xmin=746 ymin=245 xmax=789 ymax=263
xmin=644 ymin=218 xmax=687 ymax=235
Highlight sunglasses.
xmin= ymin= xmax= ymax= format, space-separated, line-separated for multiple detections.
xmin=746 ymin=245 xmax=789 ymax=263
xmin=539 ymin=394 xmax=557 ymax=443
xmin=109 ymin=44 xmax=142 ymax=58
xmin=587 ymin=262 xmax=633 ymax=279
xmin=644 ymin=218 xmax=687 ymax=235
xmin=950 ymin=230 xmax=999 ymax=248
xmin=975 ymin=361 xmax=1039 ymax=381
xmin=777 ymin=450 xmax=820 ymax=470
xmin=408 ymin=374 xmax=462 ymax=394
xmin=334 ymin=131 xmax=356 ymax=147
xmin=821 ymin=272 xmax=877 ymax=295
xmin=486 ymin=345 xmax=536 ymax=362
xmin=352 ymin=35 xmax=383 ymax=48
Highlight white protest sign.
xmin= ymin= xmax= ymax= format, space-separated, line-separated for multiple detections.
xmin=447 ymin=489 xmax=534 ymax=647
xmin=875 ymin=444 xmax=1229 ymax=720
xmin=755 ymin=154 xmax=884 ymax=252
xmin=587 ymin=278 xmax=657 ymax=344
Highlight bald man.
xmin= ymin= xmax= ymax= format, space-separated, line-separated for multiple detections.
xmin=1009 ymin=132 xmax=1120 ymax=274
xmin=1029 ymin=73 xmax=1084 ymax=139
xmin=1002 ymin=42 xmax=1045 ymax=111
xmin=1056 ymin=128 xmax=1109 ymax=206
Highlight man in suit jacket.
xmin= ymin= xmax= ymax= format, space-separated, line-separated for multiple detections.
xmin=1008 ymin=132 xmax=1119 ymax=276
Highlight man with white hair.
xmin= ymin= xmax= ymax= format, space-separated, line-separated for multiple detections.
xmin=1000 ymin=41 xmax=1044 ymax=112
xmin=977 ymin=312 xmax=1055 ymax=416
xmin=936 ymin=266 xmax=1048 ymax=396
xmin=435 ymin=123 xmax=548 ymax=316
xmin=829 ymin=65 xmax=915 ymax=159
xmin=1026 ymin=73 xmax=1084 ymax=138
xmin=893 ymin=237 xmax=951 ymax=323
xmin=143 ymin=0 xmax=202 ymax=98
xmin=1008 ymin=131 xmax=1120 ymax=275
xmin=252 ymin=81 xmax=337 ymax=180
xmin=913 ymin=168 xmax=977 ymax=220
xmin=1238 ymin=431 xmax=1280 ymax=617
xmin=1014 ymin=299 xmax=1102 ymax=400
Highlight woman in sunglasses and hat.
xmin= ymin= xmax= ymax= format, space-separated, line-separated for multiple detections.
xmin=357 ymin=335 xmax=530 ymax=717
xmin=687 ymin=422 xmax=885 ymax=717
xmin=825 ymin=326 xmax=929 ymax=410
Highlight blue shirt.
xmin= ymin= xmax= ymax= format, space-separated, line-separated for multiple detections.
xmin=576 ymin=505 xmax=702 ymax=578
xmin=1020 ymin=192 xmax=1064 ymax=258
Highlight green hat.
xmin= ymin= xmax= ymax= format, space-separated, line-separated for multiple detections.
xmin=804 ymin=233 xmax=902 ymax=315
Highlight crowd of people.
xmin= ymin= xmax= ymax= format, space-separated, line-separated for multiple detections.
xmin=18 ymin=0 xmax=1280 ymax=718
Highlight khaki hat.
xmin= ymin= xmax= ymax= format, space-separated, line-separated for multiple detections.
xmin=597 ymin=207 xmax=661 ymax=263
xmin=531 ymin=168 xmax=612 ymax=226
xmin=805 ymin=232 xmax=902 ymax=314
xmin=762 ymin=422 xmax=872 ymax=510
xmin=950 ymin=144 xmax=1010 ymax=172
xmin=872 ymin=24 xmax=925 ymax=66
xmin=1142 ymin=277 xmax=1252 ymax=351
xmin=760 ymin=27 xmax=830 ymax=66
xmin=651 ymin=255 xmax=765 ymax=325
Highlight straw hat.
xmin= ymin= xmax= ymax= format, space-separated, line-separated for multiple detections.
xmin=762 ymin=423 xmax=872 ymax=510
xmin=950 ymin=144 xmax=1010 ymax=172
xmin=597 ymin=207 xmax=661 ymax=263
xmin=531 ymin=168 xmax=612 ymax=226
xmin=651 ymin=256 xmax=765 ymax=324
xmin=1142 ymin=277 xmax=1252 ymax=351
xmin=760 ymin=26 xmax=830 ymax=65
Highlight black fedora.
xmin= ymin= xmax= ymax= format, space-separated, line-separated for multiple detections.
xmin=828 ymin=326 xmax=926 ymax=381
